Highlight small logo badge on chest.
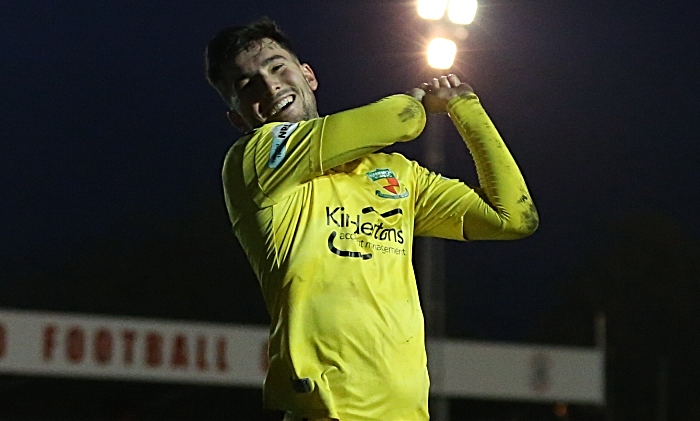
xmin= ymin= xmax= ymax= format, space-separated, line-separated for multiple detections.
xmin=366 ymin=168 xmax=409 ymax=199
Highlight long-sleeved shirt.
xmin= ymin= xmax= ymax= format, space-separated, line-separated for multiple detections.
xmin=221 ymin=93 xmax=538 ymax=420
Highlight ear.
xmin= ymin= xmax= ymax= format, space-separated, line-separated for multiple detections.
xmin=300 ymin=63 xmax=318 ymax=91
xmin=226 ymin=110 xmax=248 ymax=132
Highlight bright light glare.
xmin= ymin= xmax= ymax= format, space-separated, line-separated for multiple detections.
xmin=447 ymin=0 xmax=478 ymax=25
xmin=417 ymin=0 xmax=448 ymax=20
xmin=427 ymin=38 xmax=457 ymax=69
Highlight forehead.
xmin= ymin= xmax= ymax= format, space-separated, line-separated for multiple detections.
xmin=232 ymin=38 xmax=294 ymax=76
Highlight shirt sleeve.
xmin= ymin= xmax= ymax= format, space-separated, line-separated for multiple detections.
xmin=244 ymin=118 xmax=324 ymax=208
xmin=413 ymin=162 xmax=481 ymax=240
xmin=447 ymin=94 xmax=539 ymax=240
xmin=244 ymin=94 xmax=426 ymax=208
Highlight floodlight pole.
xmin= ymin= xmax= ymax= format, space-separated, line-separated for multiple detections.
xmin=418 ymin=0 xmax=476 ymax=421
xmin=419 ymin=115 xmax=449 ymax=421
xmin=416 ymin=3 xmax=476 ymax=419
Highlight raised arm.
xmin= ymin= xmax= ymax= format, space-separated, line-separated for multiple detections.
xmin=411 ymin=74 xmax=539 ymax=240
xmin=321 ymin=94 xmax=426 ymax=170
xmin=227 ymin=94 xmax=426 ymax=208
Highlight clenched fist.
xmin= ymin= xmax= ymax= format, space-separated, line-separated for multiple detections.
xmin=407 ymin=74 xmax=474 ymax=113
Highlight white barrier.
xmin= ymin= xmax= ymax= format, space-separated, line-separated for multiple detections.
xmin=427 ymin=339 xmax=604 ymax=404
xmin=0 ymin=309 xmax=603 ymax=404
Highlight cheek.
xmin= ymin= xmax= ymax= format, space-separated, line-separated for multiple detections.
xmin=242 ymin=100 xmax=261 ymax=117
xmin=238 ymin=91 xmax=261 ymax=112
xmin=236 ymin=104 xmax=260 ymax=123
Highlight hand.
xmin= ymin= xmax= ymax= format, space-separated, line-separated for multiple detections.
xmin=406 ymin=74 xmax=474 ymax=113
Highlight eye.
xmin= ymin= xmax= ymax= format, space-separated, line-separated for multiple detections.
xmin=271 ymin=63 xmax=285 ymax=72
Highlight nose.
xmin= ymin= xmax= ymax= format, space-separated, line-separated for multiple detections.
xmin=262 ymin=74 xmax=282 ymax=96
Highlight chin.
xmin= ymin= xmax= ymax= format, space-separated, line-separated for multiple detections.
xmin=269 ymin=113 xmax=303 ymax=124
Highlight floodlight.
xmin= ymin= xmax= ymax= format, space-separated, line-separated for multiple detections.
xmin=417 ymin=0 xmax=448 ymax=20
xmin=427 ymin=37 xmax=456 ymax=69
xmin=447 ymin=0 xmax=478 ymax=25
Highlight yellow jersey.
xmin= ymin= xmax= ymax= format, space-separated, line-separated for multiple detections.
xmin=222 ymin=94 xmax=537 ymax=420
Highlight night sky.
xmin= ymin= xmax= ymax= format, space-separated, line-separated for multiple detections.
xmin=2 ymin=1 xmax=699 ymax=342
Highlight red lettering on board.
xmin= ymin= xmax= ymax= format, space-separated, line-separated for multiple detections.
xmin=171 ymin=334 xmax=188 ymax=368
xmin=43 ymin=325 xmax=57 ymax=361
xmin=17 ymin=321 xmax=234 ymax=375
xmin=122 ymin=330 xmax=136 ymax=365
xmin=146 ymin=332 xmax=163 ymax=367
xmin=66 ymin=327 xmax=85 ymax=363
xmin=216 ymin=337 xmax=228 ymax=371
xmin=94 ymin=328 xmax=113 ymax=364
xmin=196 ymin=336 xmax=208 ymax=371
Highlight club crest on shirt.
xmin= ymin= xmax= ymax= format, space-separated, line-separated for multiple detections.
xmin=366 ymin=168 xmax=409 ymax=199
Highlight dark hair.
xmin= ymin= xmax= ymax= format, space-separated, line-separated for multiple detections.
xmin=205 ymin=18 xmax=296 ymax=107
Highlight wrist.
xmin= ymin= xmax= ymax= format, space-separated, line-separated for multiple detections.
xmin=446 ymin=93 xmax=478 ymax=113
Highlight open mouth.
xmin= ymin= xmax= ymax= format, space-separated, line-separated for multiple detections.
xmin=266 ymin=95 xmax=296 ymax=120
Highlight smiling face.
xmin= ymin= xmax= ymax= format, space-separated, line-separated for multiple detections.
xmin=227 ymin=38 xmax=319 ymax=131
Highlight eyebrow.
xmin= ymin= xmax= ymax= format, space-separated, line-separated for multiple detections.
xmin=236 ymin=55 xmax=287 ymax=83
xmin=262 ymin=54 xmax=286 ymax=66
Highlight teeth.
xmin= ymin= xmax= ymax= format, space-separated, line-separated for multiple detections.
xmin=269 ymin=96 xmax=293 ymax=117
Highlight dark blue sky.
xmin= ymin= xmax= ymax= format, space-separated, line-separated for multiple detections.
xmin=2 ymin=1 xmax=699 ymax=341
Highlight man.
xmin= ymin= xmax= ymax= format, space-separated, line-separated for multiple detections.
xmin=206 ymin=19 xmax=538 ymax=421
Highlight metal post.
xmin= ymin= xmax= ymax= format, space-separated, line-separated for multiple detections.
xmin=595 ymin=312 xmax=611 ymax=421
xmin=657 ymin=356 xmax=668 ymax=421
xmin=419 ymin=115 xmax=449 ymax=421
